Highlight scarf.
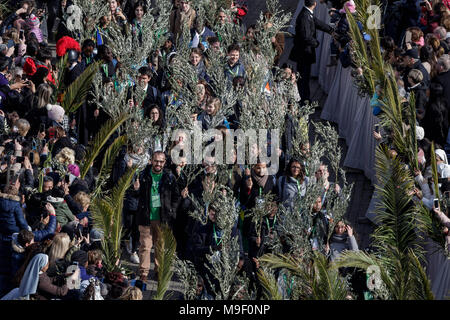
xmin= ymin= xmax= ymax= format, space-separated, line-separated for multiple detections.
xmin=251 ymin=168 xmax=269 ymax=188
xmin=330 ymin=233 xmax=348 ymax=244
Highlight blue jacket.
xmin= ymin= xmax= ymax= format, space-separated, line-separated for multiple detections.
xmin=0 ymin=193 xmax=29 ymax=239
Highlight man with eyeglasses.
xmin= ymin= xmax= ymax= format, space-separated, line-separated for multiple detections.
xmin=136 ymin=151 xmax=180 ymax=281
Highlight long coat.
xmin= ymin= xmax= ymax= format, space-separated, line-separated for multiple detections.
xmin=289 ymin=7 xmax=333 ymax=65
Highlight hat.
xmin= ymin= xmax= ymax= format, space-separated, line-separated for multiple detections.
xmin=436 ymin=149 xmax=448 ymax=165
xmin=416 ymin=126 xmax=424 ymax=140
xmin=46 ymin=172 xmax=60 ymax=185
xmin=46 ymin=104 xmax=65 ymax=122
xmin=89 ymin=228 xmax=104 ymax=242
xmin=56 ymin=36 xmax=81 ymax=57
xmin=26 ymin=14 xmax=40 ymax=28
xmin=402 ymin=48 xmax=419 ymax=59
xmin=0 ymin=44 xmax=7 ymax=53
xmin=340 ymin=0 xmax=356 ymax=13
xmin=67 ymin=164 xmax=80 ymax=177
xmin=71 ymin=250 xmax=88 ymax=266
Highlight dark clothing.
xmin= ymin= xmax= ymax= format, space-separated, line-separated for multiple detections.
xmin=290 ymin=7 xmax=332 ymax=101
xmin=0 ymin=193 xmax=28 ymax=238
xmin=408 ymin=82 xmax=428 ymax=123
xmin=248 ymin=215 xmax=278 ymax=259
xmin=289 ymin=7 xmax=333 ymax=65
xmin=403 ymin=60 xmax=430 ymax=90
xmin=435 ymin=70 xmax=450 ymax=110
xmin=137 ymin=166 xmax=180 ymax=228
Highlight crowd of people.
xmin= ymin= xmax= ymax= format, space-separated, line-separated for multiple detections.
xmin=0 ymin=0 xmax=447 ymax=301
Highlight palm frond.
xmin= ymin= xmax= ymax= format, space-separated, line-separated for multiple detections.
xmin=431 ymin=142 xmax=440 ymax=201
xmin=373 ymin=145 xmax=424 ymax=253
xmin=99 ymin=134 xmax=128 ymax=178
xmin=258 ymin=253 xmax=303 ymax=275
xmin=53 ymin=54 xmax=68 ymax=103
xmin=110 ymin=166 xmax=137 ymax=257
xmin=257 ymin=267 xmax=282 ymax=300
xmin=80 ymin=112 xmax=129 ymax=179
xmin=311 ymin=252 xmax=349 ymax=300
xmin=407 ymin=249 xmax=434 ymax=300
xmin=62 ymin=61 xmax=100 ymax=114
xmin=154 ymin=224 xmax=177 ymax=300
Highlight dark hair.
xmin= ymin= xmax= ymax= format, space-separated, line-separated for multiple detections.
xmin=82 ymin=39 xmax=95 ymax=50
xmin=13 ymin=241 xmax=51 ymax=287
xmin=145 ymin=104 xmax=163 ymax=127
xmin=190 ymin=47 xmax=203 ymax=57
xmin=305 ymin=0 xmax=316 ymax=8
xmin=26 ymin=41 xmax=39 ymax=57
xmin=285 ymin=158 xmax=305 ymax=182
xmin=381 ymin=36 xmax=395 ymax=52
xmin=138 ymin=66 xmax=153 ymax=78
xmin=0 ymin=56 xmax=10 ymax=72
xmin=37 ymin=48 xmax=52 ymax=62
xmin=232 ymin=76 xmax=245 ymax=88
xmin=227 ymin=43 xmax=240 ymax=53
xmin=133 ymin=1 xmax=147 ymax=15
xmin=43 ymin=175 xmax=53 ymax=183
xmin=152 ymin=151 xmax=166 ymax=160
xmin=18 ymin=229 xmax=34 ymax=247
xmin=207 ymin=36 xmax=220 ymax=45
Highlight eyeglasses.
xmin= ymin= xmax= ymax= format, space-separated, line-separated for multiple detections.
xmin=291 ymin=166 xmax=301 ymax=170
xmin=150 ymin=112 xmax=159 ymax=115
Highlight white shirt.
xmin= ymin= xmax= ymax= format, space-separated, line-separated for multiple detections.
xmin=305 ymin=6 xmax=314 ymax=16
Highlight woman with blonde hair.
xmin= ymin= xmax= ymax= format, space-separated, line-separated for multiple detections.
xmin=54 ymin=147 xmax=75 ymax=166
xmin=118 ymin=286 xmax=143 ymax=300
xmin=47 ymin=232 xmax=72 ymax=267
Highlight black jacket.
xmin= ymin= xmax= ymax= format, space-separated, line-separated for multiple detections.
xmin=137 ymin=166 xmax=180 ymax=227
xmin=435 ymin=70 xmax=450 ymax=111
xmin=289 ymin=7 xmax=333 ymax=64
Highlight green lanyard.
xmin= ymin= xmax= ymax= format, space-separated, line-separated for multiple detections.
xmin=265 ymin=216 xmax=276 ymax=233
xmin=296 ymin=180 xmax=301 ymax=194
xmin=102 ymin=64 xmax=109 ymax=77
xmin=259 ymin=187 xmax=262 ymax=196
xmin=213 ymin=224 xmax=222 ymax=246
xmin=227 ymin=64 xmax=240 ymax=78
xmin=283 ymin=274 xmax=294 ymax=297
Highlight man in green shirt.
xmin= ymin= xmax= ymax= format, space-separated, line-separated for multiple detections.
xmin=136 ymin=151 xmax=180 ymax=281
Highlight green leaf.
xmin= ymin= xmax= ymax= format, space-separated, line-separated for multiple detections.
xmin=154 ymin=224 xmax=177 ymax=300
xmin=80 ymin=112 xmax=129 ymax=179
xmin=61 ymin=61 xmax=101 ymax=114
xmin=99 ymin=134 xmax=128 ymax=178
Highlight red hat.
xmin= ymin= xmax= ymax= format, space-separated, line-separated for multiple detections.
xmin=56 ymin=36 xmax=81 ymax=57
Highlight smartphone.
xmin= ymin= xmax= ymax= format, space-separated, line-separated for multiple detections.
xmin=419 ymin=1 xmax=426 ymax=6
xmin=374 ymin=124 xmax=380 ymax=134
xmin=445 ymin=191 xmax=450 ymax=199
xmin=19 ymin=30 xmax=24 ymax=40
xmin=438 ymin=177 xmax=448 ymax=183
xmin=65 ymin=174 xmax=70 ymax=184
xmin=7 ymin=40 xmax=15 ymax=49
xmin=434 ymin=198 xmax=439 ymax=208
xmin=39 ymin=123 xmax=45 ymax=133
xmin=16 ymin=156 xmax=24 ymax=163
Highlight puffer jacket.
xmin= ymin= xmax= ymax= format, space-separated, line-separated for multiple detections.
xmin=277 ymin=175 xmax=309 ymax=212
xmin=0 ymin=193 xmax=29 ymax=239
xmin=51 ymin=200 xmax=77 ymax=227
